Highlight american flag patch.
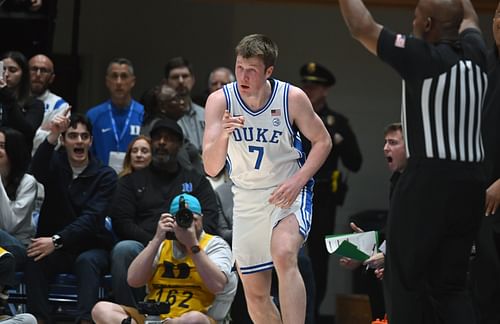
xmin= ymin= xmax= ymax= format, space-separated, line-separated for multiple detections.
xmin=271 ymin=109 xmax=281 ymax=116
xmin=395 ymin=34 xmax=406 ymax=48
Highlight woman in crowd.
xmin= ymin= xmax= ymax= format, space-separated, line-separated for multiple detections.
xmin=118 ymin=135 xmax=152 ymax=177
xmin=0 ymin=126 xmax=37 ymax=269
xmin=0 ymin=51 xmax=43 ymax=150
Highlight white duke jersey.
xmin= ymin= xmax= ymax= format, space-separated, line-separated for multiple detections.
xmin=223 ymin=79 xmax=306 ymax=190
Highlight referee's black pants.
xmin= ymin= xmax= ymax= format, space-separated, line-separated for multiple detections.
xmin=386 ymin=159 xmax=485 ymax=324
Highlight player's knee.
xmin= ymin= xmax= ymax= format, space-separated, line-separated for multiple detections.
xmin=272 ymin=246 xmax=298 ymax=270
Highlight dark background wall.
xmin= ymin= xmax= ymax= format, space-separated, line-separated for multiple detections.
xmin=50 ymin=0 xmax=495 ymax=316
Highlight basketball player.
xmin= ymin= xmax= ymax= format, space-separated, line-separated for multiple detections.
xmin=203 ymin=34 xmax=332 ymax=324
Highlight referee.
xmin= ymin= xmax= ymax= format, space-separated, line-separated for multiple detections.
xmin=337 ymin=0 xmax=486 ymax=323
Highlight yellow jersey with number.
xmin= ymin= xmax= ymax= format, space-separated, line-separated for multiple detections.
xmin=146 ymin=234 xmax=215 ymax=319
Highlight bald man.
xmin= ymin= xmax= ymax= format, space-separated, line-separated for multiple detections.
xmin=29 ymin=54 xmax=70 ymax=155
xmin=337 ymin=0 xmax=487 ymax=323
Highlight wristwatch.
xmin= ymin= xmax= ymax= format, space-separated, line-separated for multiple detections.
xmin=52 ymin=234 xmax=63 ymax=249
xmin=190 ymin=245 xmax=201 ymax=254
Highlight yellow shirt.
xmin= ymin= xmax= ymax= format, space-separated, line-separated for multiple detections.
xmin=146 ymin=234 xmax=215 ymax=319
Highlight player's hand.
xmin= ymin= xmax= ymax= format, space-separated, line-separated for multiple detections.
xmin=269 ymin=177 xmax=302 ymax=209
xmin=221 ymin=111 xmax=244 ymax=136
xmin=485 ymin=178 xmax=500 ymax=216
xmin=27 ymin=237 xmax=55 ymax=261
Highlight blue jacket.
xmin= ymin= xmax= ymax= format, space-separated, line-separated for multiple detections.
xmin=86 ymin=99 xmax=144 ymax=165
xmin=31 ymin=139 xmax=117 ymax=253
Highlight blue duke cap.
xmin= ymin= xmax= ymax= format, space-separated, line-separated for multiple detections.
xmin=169 ymin=194 xmax=202 ymax=215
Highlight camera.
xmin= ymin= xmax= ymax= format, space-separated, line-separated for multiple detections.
xmin=175 ymin=196 xmax=194 ymax=228
xmin=137 ymin=300 xmax=170 ymax=324
xmin=165 ymin=196 xmax=194 ymax=240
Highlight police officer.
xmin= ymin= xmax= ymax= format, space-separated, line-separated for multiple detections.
xmin=300 ymin=62 xmax=363 ymax=321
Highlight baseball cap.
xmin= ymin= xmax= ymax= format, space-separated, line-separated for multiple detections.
xmin=150 ymin=118 xmax=184 ymax=141
xmin=169 ymin=193 xmax=202 ymax=215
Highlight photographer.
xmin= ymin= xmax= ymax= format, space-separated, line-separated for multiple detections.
xmin=109 ymin=118 xmax=220 ymax=308
xmin=92 ymin=194 xmax=237 ymax=324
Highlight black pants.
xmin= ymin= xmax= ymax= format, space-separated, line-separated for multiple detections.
xmin=307 ymin=183 xmax=337 ymax=318
xmin=386 ymin=159 xmax=484 ymax=324
xmin=470 ymin=214 xmax=500 ymax=324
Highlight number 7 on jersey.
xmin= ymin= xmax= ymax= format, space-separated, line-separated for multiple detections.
xmin=248 ymin=145 xmax=264 ymax=169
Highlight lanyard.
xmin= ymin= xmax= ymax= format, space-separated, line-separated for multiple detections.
xmin=108 ymin=101 xmax=134 ymax=151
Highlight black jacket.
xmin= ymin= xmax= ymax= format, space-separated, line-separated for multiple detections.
xmin=31 ymin=139 xmax=117 ymax=253
xmin=110 ymin=163 xmax=219 ymax=246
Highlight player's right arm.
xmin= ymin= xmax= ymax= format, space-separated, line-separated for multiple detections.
xmin=203 ymin=89 xmax=244 ymax=177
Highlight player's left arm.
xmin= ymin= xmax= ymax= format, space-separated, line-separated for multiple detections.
xmin=269 ymin=86 xmax=332 ymax=208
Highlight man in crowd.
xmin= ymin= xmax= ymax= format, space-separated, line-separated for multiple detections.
xmin=92 ymin=193 xmax=237 ymax=324
xmin=26 ymin=111 xmax=117 ymax=324
xmin=29 ymin=54 xmax=70 ymax=155
xmin=86 ymin=57 xmax=144 ymax=172
xmin=163 ymin=57 xmax=204 ymax=153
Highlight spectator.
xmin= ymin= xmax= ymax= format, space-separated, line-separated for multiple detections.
xmin=141 ymin=84 xmax=203 ymax=174
xmin=110 ymin=118 xmax=220 ymax=307
xmin=25 ymin=112 xmax=117 ymax=324
xmin=92 ymin=193 xmax=237 ymax=324
xmin=163 ymin=57 xmax=204 ymax=153
xmin=0 ymin=127 xmax=36 ymax=269
xmin=118 ymin=135 xmax=152 ymax=178
xmin=193 ymin=66 xmax=235 ymax=107
xmin=300 ymin=62 xmax=363 ymax=322
xmin=86 ymin=57 xmax=144 ymax=172
xmin=29 ymin=54 xmax=70 ymax=155
xmin=0 ymin=51 xmax=43 ymax=150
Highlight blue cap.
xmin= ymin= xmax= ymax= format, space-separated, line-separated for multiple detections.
xmin=169 ymin=194 xmax=202 ymax=215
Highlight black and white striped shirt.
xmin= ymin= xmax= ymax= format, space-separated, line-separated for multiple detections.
xmin=379 ymin=28 xmax=488 ymax=162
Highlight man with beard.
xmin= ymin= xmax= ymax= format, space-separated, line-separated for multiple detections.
xmin=109 ymin=118 xmax=219 ymax=307
xmin=86 ymin=58 xmax=144 ymax=172
xmin=29 ymin=54 xmax=70 ymax=155
xmin=163 ymin=57 xmax=205 ymax=153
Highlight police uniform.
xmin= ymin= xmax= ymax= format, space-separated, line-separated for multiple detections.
xmin=300 ymin=62 xmax=363 ymax=317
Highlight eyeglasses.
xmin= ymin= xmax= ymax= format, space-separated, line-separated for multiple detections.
xmin=30 ymin=67 xmax=53 ymax=75
xmin=66 ymin=132 xmax=91 ymax=141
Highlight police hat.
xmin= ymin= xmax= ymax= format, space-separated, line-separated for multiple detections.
xmin=150 ymin=118 xmax=184 ymax=141
xmin=300 ymin=62 xmax=336 ymax=87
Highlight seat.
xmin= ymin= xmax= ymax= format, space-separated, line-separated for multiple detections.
xmin=7 ymin=272 xmax=112 ymax=321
